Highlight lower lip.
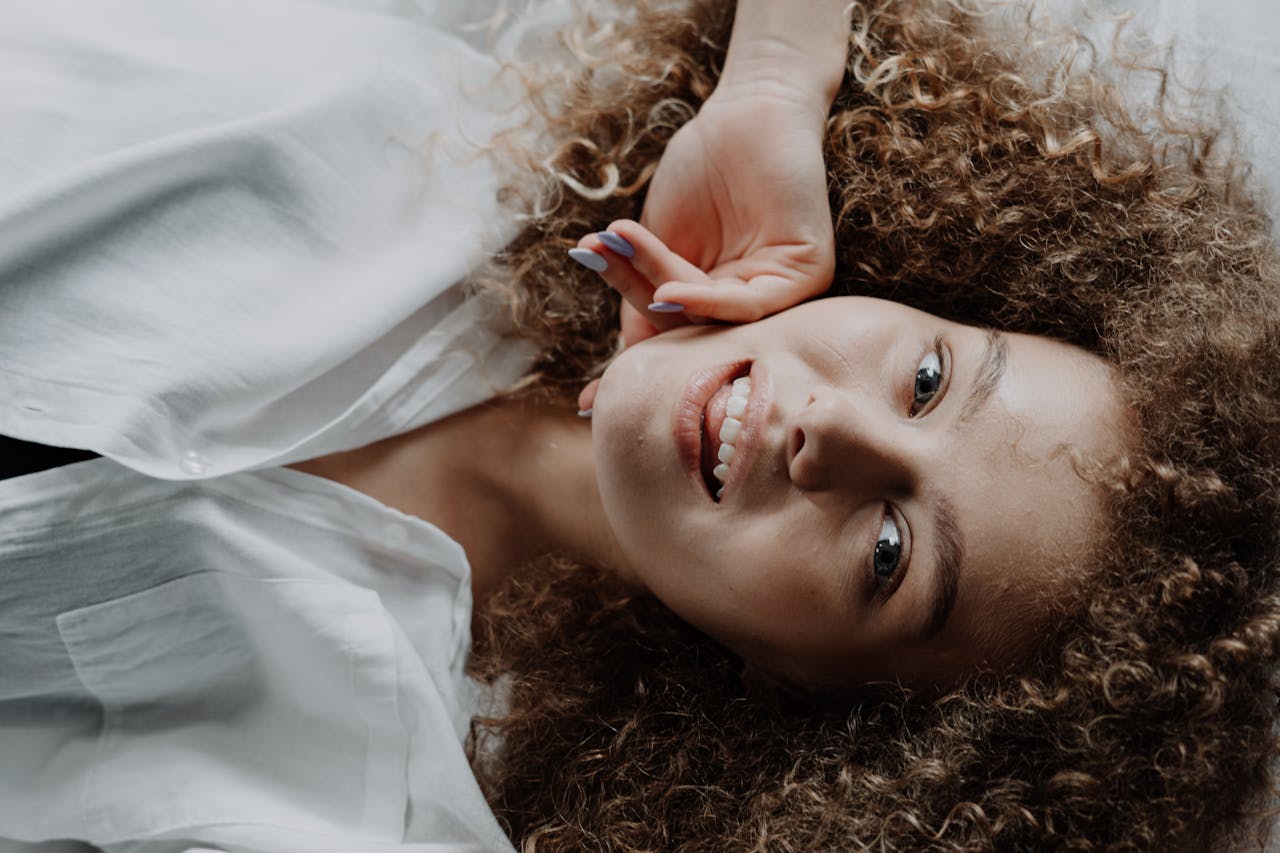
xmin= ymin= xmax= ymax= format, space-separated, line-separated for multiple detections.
xmin=674 ymin=361 xmax=750 ymax=499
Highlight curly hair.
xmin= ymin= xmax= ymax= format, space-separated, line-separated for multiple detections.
xmin=467 ymin=0 xmax=1280 ymax=848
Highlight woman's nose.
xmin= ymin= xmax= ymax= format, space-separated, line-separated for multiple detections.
xmin=786 ymin=385 xmax=914 ymax=492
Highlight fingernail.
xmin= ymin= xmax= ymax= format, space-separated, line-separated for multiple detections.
xmin=568 ymin=248 xmax=608 ymax=272
xmin=577 ymin=408 xmax=593 ymax=418
xmin=596 ymin=231 xmax=635 ymax=258
xmin=648 ymin=301 xmax=685 ymax=313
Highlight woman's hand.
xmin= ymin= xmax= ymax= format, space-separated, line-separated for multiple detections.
xmin=569 ymin=220 xmax=707 ymax=414
xmin=572 ymin=85 xmax=837 ymax=365
xmin=637 ymin=83 xmax=836 ymax=328
xmin=569 ymin=86 xmax=839 ymax=415
xmin=626 ymin=0 xmax=852 ymax=339
xmin=569 ymin=0 xmax=851 ymax=414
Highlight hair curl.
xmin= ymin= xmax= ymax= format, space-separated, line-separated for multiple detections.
xmin=467 ymin=0 xmax=1280 ymax=848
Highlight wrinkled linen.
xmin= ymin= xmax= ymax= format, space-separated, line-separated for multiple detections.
xmin=0 ymin=462 xmax=513 ymax=852
xmin=0 ymin=0 xmax=543 ymax=850
xmin=0 ymin=0 xmax=537 ymax=479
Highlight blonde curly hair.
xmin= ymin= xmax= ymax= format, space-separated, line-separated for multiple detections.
xmin=467 ymin=0 xmax=1280 ymax=848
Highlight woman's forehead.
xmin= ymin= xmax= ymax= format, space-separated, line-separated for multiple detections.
xmin=922 ymin=335 xmax=1123 ymax=674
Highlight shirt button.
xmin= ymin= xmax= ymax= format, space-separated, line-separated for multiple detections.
xmin=180 ymin=450 xmax=209 ymax=476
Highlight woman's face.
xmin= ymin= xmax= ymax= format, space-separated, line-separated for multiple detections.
xmin=591 ymin=297 xmax=1126 ymax=689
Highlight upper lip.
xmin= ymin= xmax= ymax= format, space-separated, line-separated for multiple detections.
xmin=674 ymin=360 xmax=751 ymax=501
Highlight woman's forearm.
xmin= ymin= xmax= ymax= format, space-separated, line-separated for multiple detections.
xmin=718 ymin=0 xmax=851 ymax=107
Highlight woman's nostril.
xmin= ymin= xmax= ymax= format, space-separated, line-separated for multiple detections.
xmin=789 ymin=427 xmax=806 ymax=461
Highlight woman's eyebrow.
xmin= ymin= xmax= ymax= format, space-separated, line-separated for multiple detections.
xmin=923 ymin=495 xmax=964 ymax=641
xmin=958 ymin=330 xmax=1009 ymax=424
xmin=923 ymin=331 xmax=1007 ymax=641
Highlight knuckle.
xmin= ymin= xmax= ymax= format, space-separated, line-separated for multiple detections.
xmin=607 ymin=218 xmax=641 ymax=234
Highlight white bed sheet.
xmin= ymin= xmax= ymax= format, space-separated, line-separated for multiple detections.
xmin=1042 ymin=0 xmax=1280 ymax=227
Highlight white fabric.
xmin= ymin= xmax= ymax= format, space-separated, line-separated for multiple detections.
xmin=0 ymin=0 xmax=546 ymax=850
xmin=1039 ymin=0 xmax=1280 ymax=228
xmin=0 ymin=0 xmax=536 ymax=480
xmin=0 ymin=461 xmax=512 ymax=852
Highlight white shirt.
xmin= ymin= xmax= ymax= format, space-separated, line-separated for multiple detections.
xmin=0 ymin=462 xmax=513 ymax=852
xmin=0 ymin=0 xmax=548 ymax=850
xmin=0 ymin=0 xmax=537 ymax=479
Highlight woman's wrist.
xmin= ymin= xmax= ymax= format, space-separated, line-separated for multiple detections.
xmin=717 ymin=0 xmax=850 ymax=109
xmin=718 ymin=47 xmax=843 ymax=112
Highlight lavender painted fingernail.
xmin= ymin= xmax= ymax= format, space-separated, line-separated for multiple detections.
xmin=568 ymin=248 xmax=608 ymax=272
xmin=596 ymin=231 xmax=636 ymax=258
xmin=577 ymin=408 xmax=593 ymax=418
xmin=648 ymin=301 xmax=685 ymax=313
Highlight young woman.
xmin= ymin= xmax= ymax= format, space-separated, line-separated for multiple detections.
xmin=455 ymin=0 xmax=1280 ymax=849
xmin=0 ymin=0 xmax=1276 ymax=851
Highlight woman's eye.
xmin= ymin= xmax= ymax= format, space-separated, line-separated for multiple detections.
xmin=872 ymin=513 xmax=903 ymax=587
xmin=910 ymin=349 xmax=944 ymax=416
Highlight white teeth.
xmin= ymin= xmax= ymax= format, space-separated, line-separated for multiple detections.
xmin=709 ymin=375 xmax=752 ymax=498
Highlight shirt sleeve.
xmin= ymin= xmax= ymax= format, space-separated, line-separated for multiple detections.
xmin=0 ymin=0 xmax=535 ymax=480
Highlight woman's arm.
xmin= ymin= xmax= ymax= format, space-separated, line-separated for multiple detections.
xmin=719 ymin=0 xmax=850 ymax=108
xmin=574 ymin=0 xmax=851 ymax=350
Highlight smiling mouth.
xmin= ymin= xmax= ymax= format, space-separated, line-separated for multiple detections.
xmin=700 ymin=365 xmax=754 ymax=501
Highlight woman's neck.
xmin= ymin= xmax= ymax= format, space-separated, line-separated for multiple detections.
xmin=290 ymin=395 xmax=625 ymax=604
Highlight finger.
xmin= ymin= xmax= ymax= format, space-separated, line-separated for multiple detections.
xmin=620 ymin=301 xmax=662 ymax=348
xmin=603 ymin=219 xmax=715 ymax=304
xmin=572 ymin=234 xmax=686 ymax=332
xmin=652 ymin=273 xmax=827 ymax=324
xmin=577 ymin=377 xmax=601 ymax=416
